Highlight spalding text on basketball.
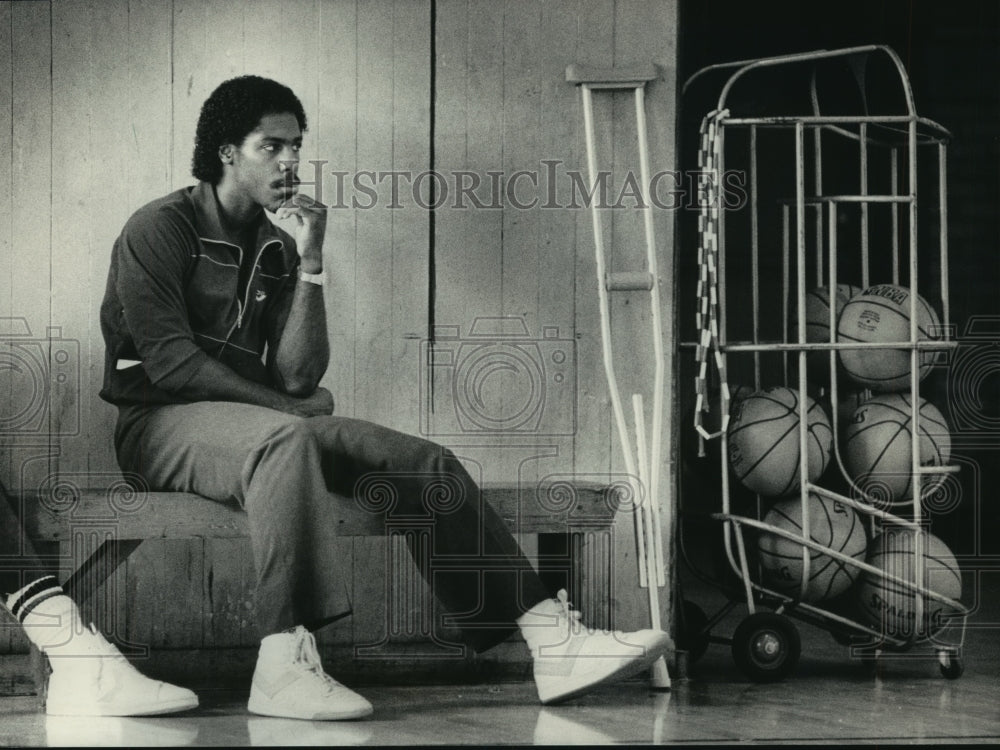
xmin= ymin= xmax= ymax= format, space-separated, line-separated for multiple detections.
xmin=868 ymin=592 xmax=951 ymax=634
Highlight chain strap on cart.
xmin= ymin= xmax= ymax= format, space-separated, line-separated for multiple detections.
xmin=694 ymin=108 xmax=731 ymax=454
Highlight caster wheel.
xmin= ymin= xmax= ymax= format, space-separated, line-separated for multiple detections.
xmin=731 ymin=612 xmax=800 ymax=683
xmin=939 ymin=651 xmax=964 ymax=680
xmin=677 ymin=600 xmax=711 ymax=665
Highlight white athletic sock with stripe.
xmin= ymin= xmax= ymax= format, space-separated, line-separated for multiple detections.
xmin=7 ymin=576 xmax=200 ymax=717
xmin=5 ymin=576 xmax=84 ymax=657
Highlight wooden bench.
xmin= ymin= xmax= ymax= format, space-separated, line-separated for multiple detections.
xmin=18 ymin=479 xmax=622 ymax=698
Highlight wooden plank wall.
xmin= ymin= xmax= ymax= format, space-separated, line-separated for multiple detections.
xmin=3 ymin=0 xmax=55 ymax=661
xmin=0 ymin=0 xmax=13 ymax=663
xmin=0 ymin=0 xmax=679 ymax=671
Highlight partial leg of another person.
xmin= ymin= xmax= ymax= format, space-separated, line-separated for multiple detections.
xmin=0 ymin=480 xmax=198 ymax=715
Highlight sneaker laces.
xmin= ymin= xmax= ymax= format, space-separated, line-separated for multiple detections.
xmin=87 ymin=625 xmax=127 ymax=658
xmin=553 ymin=590 xmax=617 ymax=638
xmin=290 ymin=627 xmax=341 ymax=694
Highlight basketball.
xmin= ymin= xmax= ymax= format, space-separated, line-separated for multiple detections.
xmin=837 ymin=284 xmax=942 ymax=391
xmin=758 ymin=492 xmax=868 ymax=601
xmin=843 ymin=393 xmax=952 ymax=505
xmin=795 ymin=283 xmax=862 ymax=343
xmin=793 ymin=284 xmax=862 ymax=381
xmin=856 ymin=527 xmax=962 ymax=638
xmin=728 ymin=386 xmax=833 ymax=496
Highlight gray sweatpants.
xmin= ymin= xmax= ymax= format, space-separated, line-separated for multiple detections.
xmin=114 ymin=401 xmax=550 ymax=652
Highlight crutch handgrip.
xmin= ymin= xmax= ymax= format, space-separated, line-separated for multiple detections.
xmin=606 ymin=271 xmax=655 ymax=292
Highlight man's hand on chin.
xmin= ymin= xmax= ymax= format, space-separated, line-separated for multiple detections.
xmin=275 ymin=193 xmax=327 ymax=273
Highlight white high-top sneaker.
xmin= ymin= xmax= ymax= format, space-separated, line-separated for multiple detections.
xmin=10 ymin=591 xmax=199 ymax=716
xmin=248 ymin=626 xmax=373 ymax=721
xmin=517 ymin=589 xmax=673 ymax=705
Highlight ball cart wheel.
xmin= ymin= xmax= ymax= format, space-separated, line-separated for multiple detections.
xmin=939 ymin=650 xmax=964 ymax=680
xmin=677 ymin=600 xmax=711 ymax=665
xmin=731 ymin=612 xmax=801 ymax=682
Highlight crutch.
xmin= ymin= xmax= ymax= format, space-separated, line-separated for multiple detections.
xmin=566 ymin=63 xmax=670 ymax=690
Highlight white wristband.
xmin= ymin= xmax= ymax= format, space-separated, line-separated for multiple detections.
xmin=299 ymin=269 xmax=326 ymax=286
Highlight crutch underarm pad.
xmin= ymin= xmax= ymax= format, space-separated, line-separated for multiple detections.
xmin=565 ymin=63 xmax=659 ymax=88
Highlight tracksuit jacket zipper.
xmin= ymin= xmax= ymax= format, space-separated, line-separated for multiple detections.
xmin=208 ymin=238 xmax=281 ymax=353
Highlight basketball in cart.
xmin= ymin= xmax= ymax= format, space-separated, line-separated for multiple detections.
xmin=676 ymin=45 xmax=969 ymax=683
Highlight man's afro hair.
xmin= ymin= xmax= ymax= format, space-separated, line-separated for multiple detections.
xmin=192 ymin=75 xmax=308 ymax=184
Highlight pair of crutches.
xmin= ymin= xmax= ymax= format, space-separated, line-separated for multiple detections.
xmin=566 ymin=64 xmax=671 ymax=689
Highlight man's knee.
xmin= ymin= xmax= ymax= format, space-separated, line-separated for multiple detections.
xmin=406 ymin=436 xmax=460 ymax=474
xmin=242 ymin=420 xmax=327 ymax=520
xmin=245 ymin=419 xmax=322 ymax=478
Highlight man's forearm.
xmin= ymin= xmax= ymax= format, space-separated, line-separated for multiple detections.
xmin=272 ymin=280 xmax=330 ymax=395
xmin=180 ymin=356 xmax=298 ymax=412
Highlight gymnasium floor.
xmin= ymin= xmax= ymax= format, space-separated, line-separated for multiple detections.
xmin=2 ymin=567 xmax=999 ymax=747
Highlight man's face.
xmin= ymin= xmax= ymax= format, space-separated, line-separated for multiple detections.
xmin=227 ymin=112 xmax=302 ymax=212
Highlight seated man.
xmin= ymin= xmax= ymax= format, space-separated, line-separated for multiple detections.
xmin=99 ymin=75 xmax=671 ymax=720
xmin=0 ymin=481 xmax=197 ymax=716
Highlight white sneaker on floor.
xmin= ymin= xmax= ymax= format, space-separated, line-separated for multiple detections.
xmin=518 ymin=590 xmax=673 ymax=705
xmin=248 ymin=626 xmax=373 ymax=721
xmin=45 ymin=624 xmax=199 ymax=717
